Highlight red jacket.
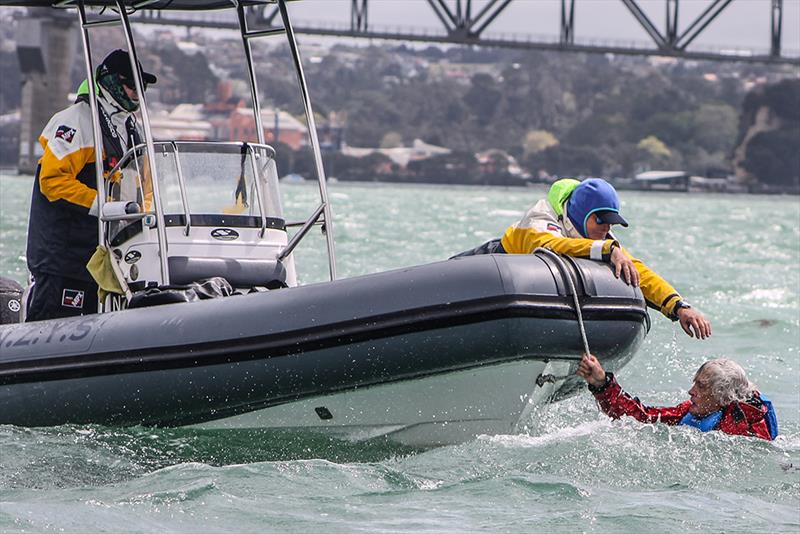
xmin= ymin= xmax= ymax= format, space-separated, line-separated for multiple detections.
xmin=590 ymin=374 xmax=774 ymax=441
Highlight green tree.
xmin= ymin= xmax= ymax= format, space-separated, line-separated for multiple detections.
xmin=735 ymin=79 xmax=800 ymax=187
xmin=638 ymin=111 xmax=693 ymax=147
xmin=523 ymin=130 xmax=558 ymax=157
xmin=763 ymin=79 xmax=800 ymax=121
xmin=407 ymin=151 xmax=479 ymax=184
xmin=565 ymin=114 xmax=626 ymax=146
xmin=535 ymin=145 xmax=605 ymax=177
xmin=380 ymin=131 xmax=403 ymax=148
xmin=693 ymin=103 xmax=738 ymax=153
xmin=637 ymin=135 xmax=671 ymax=158
xmin=463 ymin=73 xmax=501 ymax=123
xmin=323 ymin=151 xmax=394 ymax=181
xmin=156 ymin=45 xmax=219 ymax=104
xmin=743 ymin=129 xmax=800 ymax=187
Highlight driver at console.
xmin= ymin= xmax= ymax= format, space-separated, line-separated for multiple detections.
xmin=25 ymin=49 xmax=156 ymax=321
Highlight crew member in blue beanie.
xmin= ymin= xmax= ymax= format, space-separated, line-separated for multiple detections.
xmin=452 ymin=178 xmax=711 ymax=339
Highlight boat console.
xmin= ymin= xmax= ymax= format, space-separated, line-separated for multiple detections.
xmin=99 ymin=141 xmax=296 ymax=309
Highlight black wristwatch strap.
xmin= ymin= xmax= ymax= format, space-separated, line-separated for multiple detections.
xmin=671 ymin=299 xmax=691 ymax=320
xmin=603 ymin=240 xmax=621 ymax=263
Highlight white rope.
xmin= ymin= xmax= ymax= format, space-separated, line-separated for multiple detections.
xmin=534 ymin=248 xmax=590 ymax=355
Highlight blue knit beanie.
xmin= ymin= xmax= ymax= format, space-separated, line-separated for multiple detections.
xmin=566 ymin=179 xmax=628 ymax=237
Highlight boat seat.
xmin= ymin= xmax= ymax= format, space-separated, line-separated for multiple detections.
xmin=167 ymin=256 xmax=287 ymax=289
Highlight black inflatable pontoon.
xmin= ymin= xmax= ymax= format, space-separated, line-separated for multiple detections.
xmin=0 ymin=254 xmax=648 ymax=445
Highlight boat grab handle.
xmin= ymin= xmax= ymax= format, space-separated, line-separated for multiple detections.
xmin=534 ymin=247 xmax=590 ymax=355
xmin=277 ymin=202 xmax=326 ymax=262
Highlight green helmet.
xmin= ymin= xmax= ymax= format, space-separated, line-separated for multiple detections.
xmin=75 ymin=79 xmax=99 ymax=98
xmin=547 ymin=178 xmax=580 ymax=217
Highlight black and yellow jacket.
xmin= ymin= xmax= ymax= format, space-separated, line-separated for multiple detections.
xmin=500 ymin=180 xmax=684 ymax=319
xmin=26 ymin=90 xmax=137 ymax=281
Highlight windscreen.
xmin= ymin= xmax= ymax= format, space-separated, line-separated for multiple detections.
xmin=153 ymin=142 xmax=282 ymax=219
xmin=104 ymin=141 xmax=283 ymax=243
xmin=109 ymin=142 xmax=282 ymax=218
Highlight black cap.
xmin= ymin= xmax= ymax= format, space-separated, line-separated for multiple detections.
xmin=97 ymin=49 xmax=157 ymax=85
xmin=595 ymin=210 xmax=629 ymax=227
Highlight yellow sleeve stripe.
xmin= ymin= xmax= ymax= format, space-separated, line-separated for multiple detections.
xmin=501 ymin=226 xmax=614 ymax=258
xmin=38 ymin=136 xmax=98 ymax=209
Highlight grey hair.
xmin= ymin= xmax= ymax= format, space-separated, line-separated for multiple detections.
xmin=694 ymin=359 xmax=756 ymax=404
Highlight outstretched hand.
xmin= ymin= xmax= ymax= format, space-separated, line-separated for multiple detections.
xmin=610 ymin=246 xmax=639 ymax=287
xmin=577 ymin=352 xmax=607 ymax=387
xmin=677 ymin=308 xmax=712 ymax=339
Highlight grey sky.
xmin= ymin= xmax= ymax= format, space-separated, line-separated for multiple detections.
xmin=285 ymin=0 xmax=800 ymax=55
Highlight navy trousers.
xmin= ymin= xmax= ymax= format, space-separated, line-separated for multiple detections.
xmin=25 ymin=273 xmax=98 ymax=322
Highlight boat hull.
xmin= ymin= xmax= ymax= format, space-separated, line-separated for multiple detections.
xmin=0 ymin=254 xmax=649 ymax=445
xmin=190 ymin=359 xmax=570 ymax=447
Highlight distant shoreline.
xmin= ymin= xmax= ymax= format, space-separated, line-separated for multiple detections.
xmin=2 ymin=170 xmax=796 ymax=195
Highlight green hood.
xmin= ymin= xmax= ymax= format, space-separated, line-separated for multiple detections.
xmin=76 ymin=79 xmax=100 ymax=97
xmin=547 ymin=178 xmax=580 ymax=217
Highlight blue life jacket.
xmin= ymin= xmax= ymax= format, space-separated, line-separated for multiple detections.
xmin=680 ymin=395 xmax=779 ymax=439
xmin=760 ymin=394 xmax=779 ymax=439
xmin=680 ymin=410 xmax=723 ymax=432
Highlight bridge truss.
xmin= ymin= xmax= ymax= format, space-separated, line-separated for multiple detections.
xmin=134 ymin=0 xmax=798 ymax=66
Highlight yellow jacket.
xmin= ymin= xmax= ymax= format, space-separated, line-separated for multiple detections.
xmin=501 ymin=195 xmax=682 ymax=319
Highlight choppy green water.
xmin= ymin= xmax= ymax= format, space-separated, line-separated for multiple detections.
xmin=1 ymin=173 xmax=799 ymax=533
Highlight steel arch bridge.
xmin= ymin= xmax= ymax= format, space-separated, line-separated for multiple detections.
xmin=131 ymin=0 xmax=798 ymax=66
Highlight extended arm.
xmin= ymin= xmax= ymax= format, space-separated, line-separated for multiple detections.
xmin=623 ymin=247 xmax=711 ymax=338
xmin=502 ymin=226 xmax=650 ymax=291
xmin=502 ymin=225 xmax=710 ymax=337
xmin=501 ymin=226 xmax=617 ymax=262
xmin=577 ymin=353 xmax=690 ymax=425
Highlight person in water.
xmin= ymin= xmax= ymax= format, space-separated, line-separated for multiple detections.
xmin=453 ymin=178 xmax=711 ymax=339
xmin=577 ymin=353 xmax=778 ymax=441
xmin=26 ymin=49 xmax=156 ymax=321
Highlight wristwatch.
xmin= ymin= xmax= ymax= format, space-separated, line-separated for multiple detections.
xmin=673 ymin=300 xmax=691 ymax=319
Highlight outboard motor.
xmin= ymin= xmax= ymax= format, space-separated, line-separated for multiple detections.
xmin=0 ymin=277 xmax=23 ymax=325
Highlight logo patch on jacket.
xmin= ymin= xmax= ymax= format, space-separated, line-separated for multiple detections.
xmin=62 ymin=289 xmax=84 ymax=309
xmin=55 ymin=125 xmax=77 ymax=143
xmin=547 ymin=223 xmax=561 ymax=232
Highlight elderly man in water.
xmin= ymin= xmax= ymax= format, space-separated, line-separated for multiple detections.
xmin=577 ymin=353 xmax=778 ymax=440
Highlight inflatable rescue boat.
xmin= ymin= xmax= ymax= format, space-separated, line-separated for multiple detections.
xmin=0 ymin=0 xmax=650 ymax=446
